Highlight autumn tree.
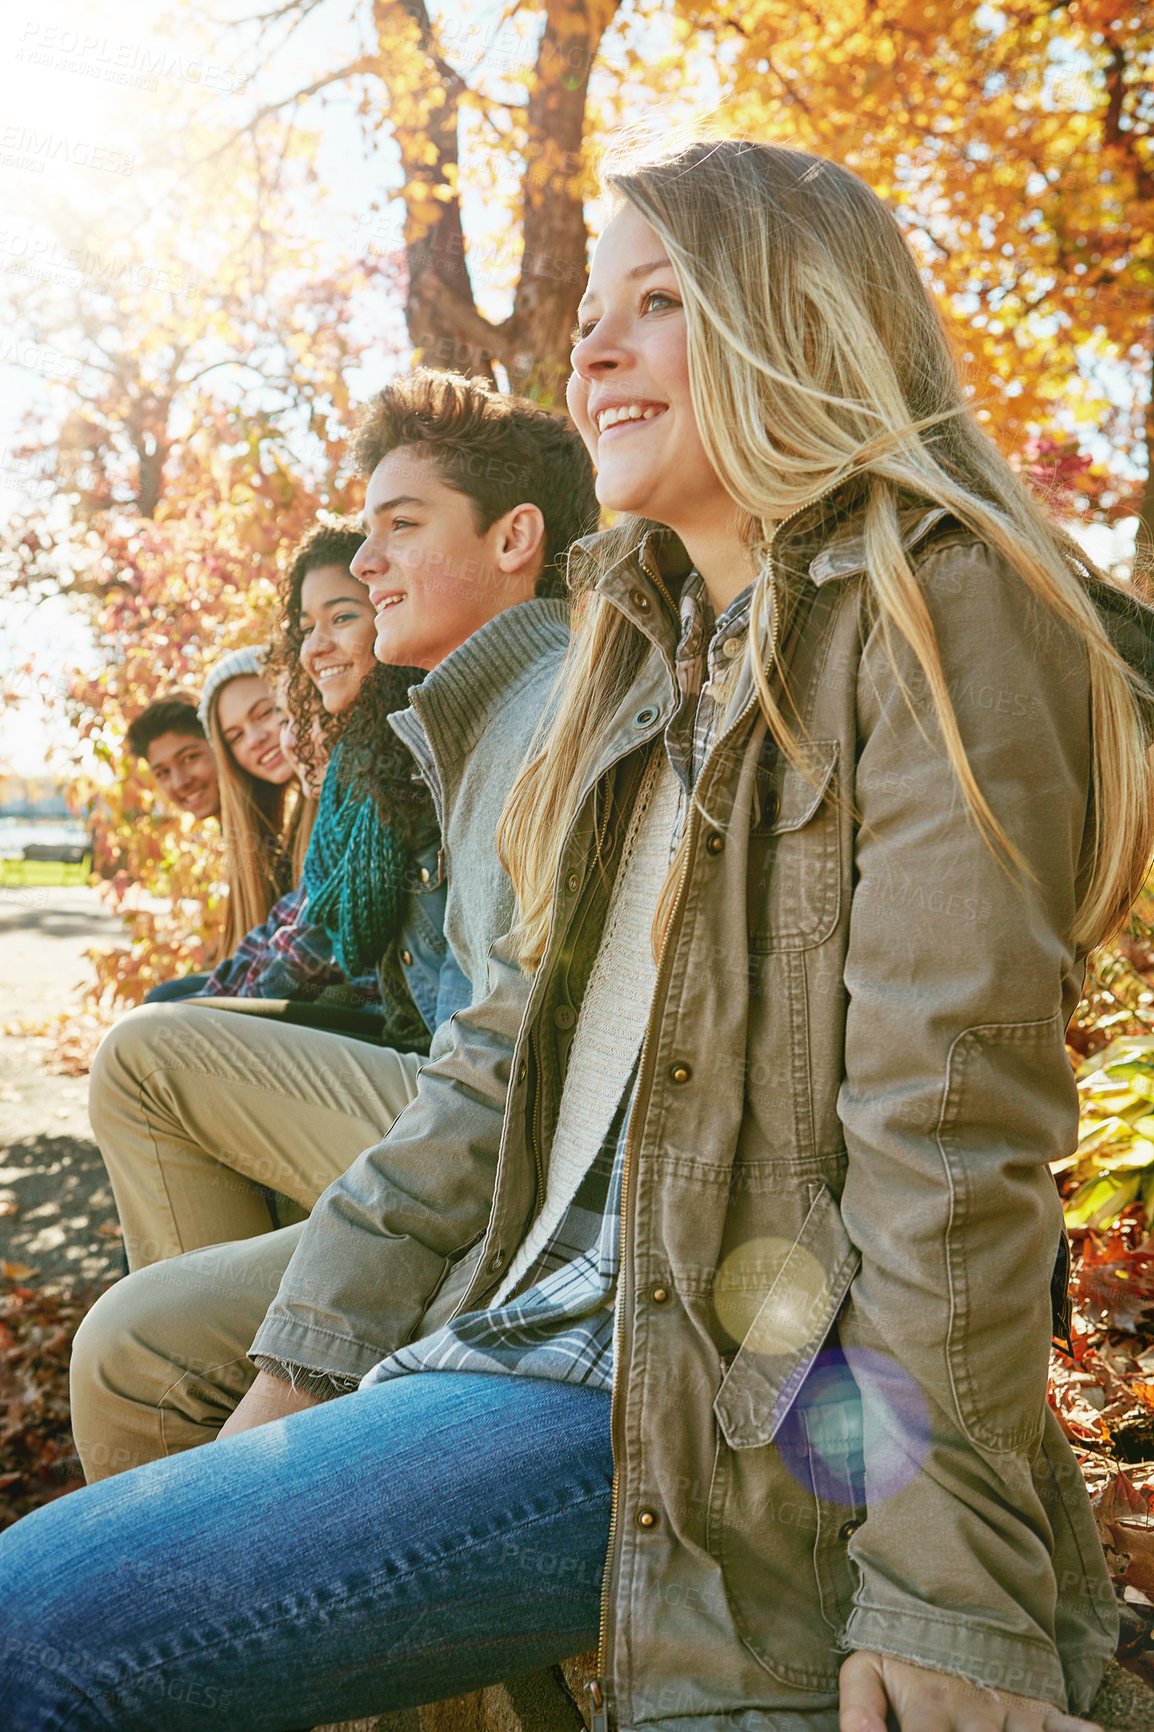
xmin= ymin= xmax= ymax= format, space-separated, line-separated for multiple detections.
xmin=223 ymin=0 xmax=1151 ymax=555
xmin=0 ymin=115 xmax=405 ymax=1001
xmin=1 ymin=120 xmax=400 ymax=537
xmin=228 ymin=0 xmax=634 ymax=400
xmin=696 ymin=0 xmax=1153 ymax=556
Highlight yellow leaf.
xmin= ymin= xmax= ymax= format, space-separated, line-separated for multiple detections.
xmin=1064 ymin=1171 xmax=1143 ymax=1230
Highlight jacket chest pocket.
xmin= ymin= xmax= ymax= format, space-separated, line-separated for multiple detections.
xmin=747 ymin=739 xmax=840 ymax=953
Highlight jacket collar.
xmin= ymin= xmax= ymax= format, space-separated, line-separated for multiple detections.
xmin=387 ymin=595 xmax=572 ymax=794
xmin=804 ymin=504 xmax=952 ymax=585
xmin=570 ymin=501 xmax=955 ymax=637
xmin=571 ymin=527 xmax=695 ymax=679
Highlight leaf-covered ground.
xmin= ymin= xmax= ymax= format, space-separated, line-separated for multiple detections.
xmin=0 ymin=1277 xmax=112 ymax=1528
xmin=1048 ymin=1207 xmax=1154 ymax=1685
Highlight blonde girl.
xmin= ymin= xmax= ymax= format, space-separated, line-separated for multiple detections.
xmin=199 ymin=646 xmax=308 ymax=957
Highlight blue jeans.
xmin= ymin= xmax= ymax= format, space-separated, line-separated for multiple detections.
xmin=142 ymin=973 xmax=211 ymax=1004
xmin=0 ymin=1374 xmax=612 ymax=1731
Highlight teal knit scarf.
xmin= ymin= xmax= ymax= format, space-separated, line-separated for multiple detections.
xmin=301 ymin=740 xmax=410 ymax=980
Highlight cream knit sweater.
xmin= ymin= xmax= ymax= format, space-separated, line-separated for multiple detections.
xmin=493 ymin=749 xmax=682 ymax=1303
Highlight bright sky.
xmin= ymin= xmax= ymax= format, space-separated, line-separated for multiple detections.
xmin=0 ymin=0 xmax=151 ymax=776
xmin=0 ymin=0 xmax=389 ymax=777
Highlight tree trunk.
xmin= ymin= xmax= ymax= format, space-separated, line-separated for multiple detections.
xmin=371 ymin=0 xmax=495 ymax=381
xmin=378 ymin=0 xmax=621 ymax=399
xmin=502 ymin=0 xmax=620 ymax=401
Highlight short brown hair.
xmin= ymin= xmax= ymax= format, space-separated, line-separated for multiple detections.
xmin=125 ymin=697 xmax=205 ymax=761
xmin=350 ymin=369 xmax=598 ymax=597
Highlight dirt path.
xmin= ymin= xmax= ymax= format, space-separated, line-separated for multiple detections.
xmin=0 ymin=883 xmax=127 ymax=1286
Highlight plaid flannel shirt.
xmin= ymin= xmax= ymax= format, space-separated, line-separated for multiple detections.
xmin=202 ymin=884 xmax=382 ymax=1006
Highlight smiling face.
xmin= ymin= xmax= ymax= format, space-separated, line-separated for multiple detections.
xmin=146 ymin=730 xmax=220 ymax=820
xmin=350 ymin=447 xmax=543 ymax=672
xmin=566 ymin=204 xmax=738 ymax=565
xmin=214 ymin=675 xmax=295 ymax=785
xmin=297 ymin=564 xmax=378 ymax=715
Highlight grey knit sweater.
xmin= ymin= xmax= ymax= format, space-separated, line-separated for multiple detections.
xmin=390 ymin=596 xmax=571 ymax=1006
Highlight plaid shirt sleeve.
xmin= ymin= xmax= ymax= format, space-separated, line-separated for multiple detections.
xmin=201 ymin=887 xmax=380 ymax=1004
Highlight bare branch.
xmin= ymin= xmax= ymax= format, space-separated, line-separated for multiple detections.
xmin=451 ymin=0 xmax=536 ymax=83
xmin=201 ymin=58 xmax=379 ymax=162
xmin=181 ymin=357 xmax=288 ymax=385
xmin=227 ymin=0 xmax=326 ymax=26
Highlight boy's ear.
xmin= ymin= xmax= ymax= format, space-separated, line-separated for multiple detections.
xmin=494 ymin=503 xmax=546 ymax=575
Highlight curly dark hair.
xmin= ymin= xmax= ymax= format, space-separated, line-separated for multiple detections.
xmin=350 ymin=369 xmax=598 ymax=597
xmin=272 ymin=520 xmax=431 ymax=846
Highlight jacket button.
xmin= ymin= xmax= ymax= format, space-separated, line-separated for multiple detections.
xmin=489 ymin=1250 xmax=506 ymax=1273
xmin=400 ymin=949 xmax=413 ymax=967
xmin=636 ymin=1508 xmax=658 ymax=1530
xmin=419 ymin=866 xmax=431 ymax=883
xmin=633 ymin=706 xmax=658 ymax=728
xmin=553 ymin=1004 xmax=576 ymax=1030
xmin=721 ymin=636 xmax=743 ymax=660
xmin=669 ymin=1062 xmax=692 ymax=1085
xmin=705 ymin=831 xmax=724 ymax=856
xmin=516 ymin=1059 xmax=527 ymax=1084
xmin=630 ymin=588 xmax=652 ymax=613
xmin=566 ymin=871 xmax=580 ymax=893
xmin=650 ymin=1285 xmax=671 ymax=1305
xmin=839 ymin=1519 xmax=862 ymax=1543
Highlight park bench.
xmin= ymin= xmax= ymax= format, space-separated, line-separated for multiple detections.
xmin=0 ymin=842 xmax=93 ymax=888
xmin=314 ymin=1655 xmax=595 ymax=1732
xmin=311 ymin=1654 xmax=1154 ymax=1732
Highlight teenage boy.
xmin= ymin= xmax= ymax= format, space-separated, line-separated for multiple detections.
xmin=71 ymin=370 xmax=596 ymax=1479
xmin=125 ymin=697 xmax=220 ymax=822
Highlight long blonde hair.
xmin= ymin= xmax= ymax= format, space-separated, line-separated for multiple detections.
xmin=206 ymin=680 xmax=307 ymax=958
xmin=499 ymin=139 xmax=1154 ymax=968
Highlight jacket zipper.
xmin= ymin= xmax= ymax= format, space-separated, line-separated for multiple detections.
xmin=588 ymin=556 xmax=789 ymax=1725
xmin=586 ymin=1675 xmax=610 ymax=1732
xmin=638 ymin=542 xmax=678 ymax=618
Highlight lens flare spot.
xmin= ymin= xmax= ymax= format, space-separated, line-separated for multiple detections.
xmin=713 ymin=1236 xmax=830 ymax=1356
xmin=775 ymin=1349 xmax=931 ymax=1509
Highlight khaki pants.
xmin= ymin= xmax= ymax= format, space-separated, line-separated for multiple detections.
xmin=74 ymin=1002 xmax=422 ymax=1481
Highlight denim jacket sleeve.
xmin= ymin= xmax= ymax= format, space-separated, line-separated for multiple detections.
xmin=833 ymin=540 xmax=1114 ymax=1694
xmin=394 ymin=833 xmax=449 ymax=1036
xmin=249 ymin=939 xmax=532 ymax=1381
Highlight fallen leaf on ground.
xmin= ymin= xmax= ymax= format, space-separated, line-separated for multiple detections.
xmin=0 ymin=1278 xmax=111 ymax=1528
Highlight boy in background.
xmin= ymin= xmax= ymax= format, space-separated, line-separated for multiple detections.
xmin=124 ymin=697 xmax=220 ymax=824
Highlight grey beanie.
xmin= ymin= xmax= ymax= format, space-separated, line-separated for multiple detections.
xmin=197 ymin=645 xmax=269 ymax=731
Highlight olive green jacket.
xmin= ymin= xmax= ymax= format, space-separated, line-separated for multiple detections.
xmin=256 ymin=501 xmax=1131 ymax=1727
